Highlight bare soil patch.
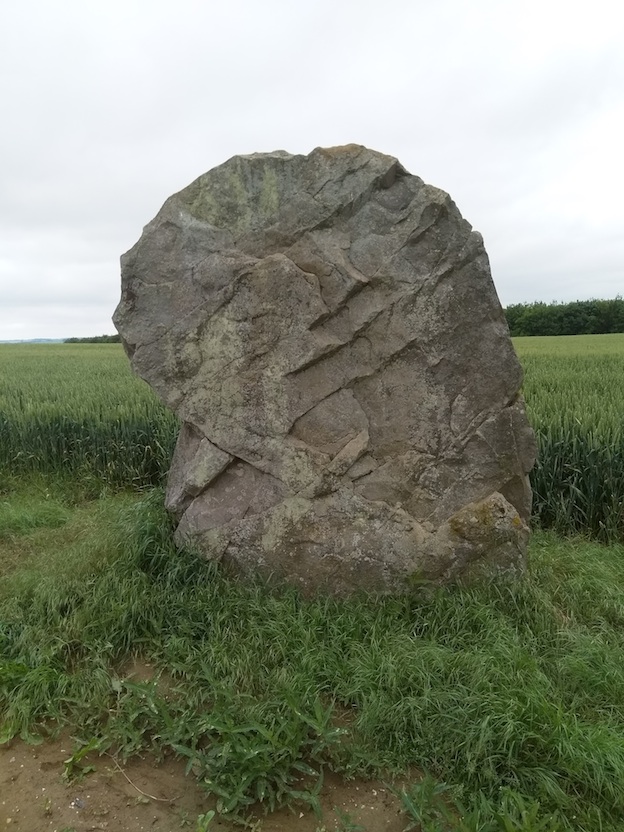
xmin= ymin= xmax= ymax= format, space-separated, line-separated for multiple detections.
xmin=0 ymin=736 xmax=407 ymax=831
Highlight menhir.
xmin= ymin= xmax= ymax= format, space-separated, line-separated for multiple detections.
xmin=113 ymin=145 xmax=536 ymax=596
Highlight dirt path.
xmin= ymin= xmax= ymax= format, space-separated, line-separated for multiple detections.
xmin=0 ymin=736 xmax=408 ymax=831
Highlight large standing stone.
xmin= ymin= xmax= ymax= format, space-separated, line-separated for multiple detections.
xmin=114 ymin=145 xmax=536 ymax=595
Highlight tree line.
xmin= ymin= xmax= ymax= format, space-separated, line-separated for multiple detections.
xmin=64 ymin=334 xmax=121 ymax=343
xmin=504 ymin=298 xmax=624 ymax=337
xmin=62 ymin=299 xmax=624 ymax=342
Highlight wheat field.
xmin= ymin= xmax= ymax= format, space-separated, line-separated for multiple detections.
xmin=2 ymin=335 xmax=623 ymax=540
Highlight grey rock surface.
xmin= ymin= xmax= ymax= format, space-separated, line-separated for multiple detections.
xmin=114 ymin=145 xmax=536 ymax=595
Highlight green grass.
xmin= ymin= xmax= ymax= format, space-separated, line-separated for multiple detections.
xmin=2 ymin=335 xmax=624 ymax=828
xmin=0 ymin=492 xmax=70 ymax=539
xmin=2 ymin=489 xmax=624 ymax=829
xmin=0 ymin=476 xmax=138 ymax=585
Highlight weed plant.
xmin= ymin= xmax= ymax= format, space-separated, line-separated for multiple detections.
xmin=3 ymin=492 xmax=624 ymax=829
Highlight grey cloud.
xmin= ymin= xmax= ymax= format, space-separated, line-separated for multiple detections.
xmin=1 ymin=0 xmax=623 ymax=338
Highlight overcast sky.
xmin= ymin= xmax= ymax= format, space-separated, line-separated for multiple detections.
xmin=1 ymin=0 xmax=622 ymax=339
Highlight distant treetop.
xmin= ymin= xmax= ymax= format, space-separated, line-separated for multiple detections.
xmin=504 ymin=297 xmax=624 ymax=337
xmin=64 ymin=334 xmax=121 ymax=344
